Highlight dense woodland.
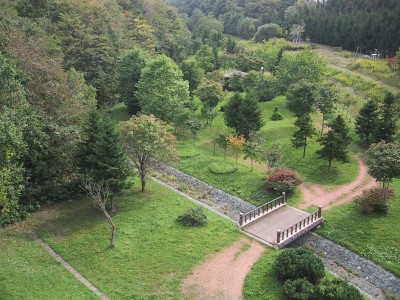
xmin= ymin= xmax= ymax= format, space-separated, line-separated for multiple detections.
xmin=168 ymin=0 xmax=400 ymax=55
xmin=0 ymin=0 xmax=399 ymax=226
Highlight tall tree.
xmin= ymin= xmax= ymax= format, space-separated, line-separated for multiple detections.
xmin=195 ymin=45 xmax=215 ymax=72
xmin=224 ymin=93 xmax=264 ymax=138
xmin=316 ymin=130 xmax=349 ymax=170
xmin=195 ymin=80 xmax=224 ymax=110
xmin=366 ymin=141 xmax=400 ymax=189
xmin=355 ymin=100 xmax=379 ymax=144
xmin=181 ymin=59 xmax=204 ymax=94
xmin=80 ymin=112 xmax=130 ymax=210
xmin=374 ymin=93 xmax=398 ymax=143
xmin=135 ymin=55 xmax=192 ymax=128
xmin=227 ymin=135 xmax=245 ymax=165
xmin=116 ymin=48 xmax=150 ymax=115
xmin=330 ymin=115 xmax=352 ymax=146
xmin=317 ymin=84 xmax=336 ymax=137
xmin=243 ymin=141 xmax=263 ymax=171
xmin=120 ymin=115 xmax=178 ymax=192
xmin=286 ymin=80 xmax=319 ymax=117
xmin=291 ymin=114 xmax=316 ymax=158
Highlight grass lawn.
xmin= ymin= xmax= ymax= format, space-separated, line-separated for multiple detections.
xmin=243 ymin=250 xmax=284 ymax=300
xmin=0 ymin=224 xmax=98 ymax=300
xmin=28 ymin=179 xmax=246 ymax=299
xmin=174 ymin=95 xmax=358 ymax=206
xmin=318 ymin=179 xmax=400 ymax=277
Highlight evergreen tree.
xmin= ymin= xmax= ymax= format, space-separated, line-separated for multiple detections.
xmin=330 ymin=115 xmax=352 ymax=146
xmin=80 ymin=112 xmax=129 ymax=209
xmin=286 ymin=80 xmax=319 ymax=117
xmin=291 ymin=114 xmax=316 ymax=158
xmin=224 ymin=93 xmax=264 ymax=138
xmin=317 ymin=84 xmax=336 ymax=137
xmin=355 ymin=100 xmax=379 ymax=143
xmin=316 ymin=131 xmax=349 ymax=170
xmin=116 ymin=48 xmax=149 ymax=115
xmin=374 ymin=93 xmax=397 ymax=143
xmin=224 ymin=93 xmax=243 ymax=134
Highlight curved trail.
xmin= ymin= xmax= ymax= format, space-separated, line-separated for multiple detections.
xmin=181 ymin=238 xmax=265 ymax=300
xmin=300 ymin=157 xmax=378 ymax=210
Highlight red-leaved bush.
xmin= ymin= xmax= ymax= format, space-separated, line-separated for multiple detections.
xmin=356 ymin=187 xmax=395 ymax=213
xmin=265 ymin=167 xmax=302 ymax=193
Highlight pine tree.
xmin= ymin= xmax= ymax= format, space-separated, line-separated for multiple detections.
xmin=355 ymin=100 xmax=379 ymax=143
xmin=374 ymin=92 xmax=397 ymax=143
xmin=329 ymin=115 xmax=352 ymax=146
xmin=316 ymin=131 xmax=349 ymax=170
xmin=291 ymin=114 xmax=316 ymax=158
xmin=80 ymin=112 xmax=129 ymax=209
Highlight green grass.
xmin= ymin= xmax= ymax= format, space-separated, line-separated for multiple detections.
xmin=318 ymin=179 xmax=400 ymax=277
xmin=0 ymin=226 xmax=98 ymax=300
xmin=30 ymin=179 xmax=243 ymax=299
xmin=173 ymin=95 xmax=358 ymax=206
xmin=243 ymin=250 xmax=284 ymax=300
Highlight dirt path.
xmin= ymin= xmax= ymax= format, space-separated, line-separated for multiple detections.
xmin=181 ymin=238 xmax=265 ymax=300
xmin=300 ymin=157 xmax=378 ymax=210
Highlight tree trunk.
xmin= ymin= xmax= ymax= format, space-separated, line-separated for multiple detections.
xmin=251 ymin=159 xmax=253 ymax=171
xmin=328 ymin=158 xmax=332 ymax=170
xmin=320 ymin=115 xmax=324 ymax=137
xmin=103 ymin=211 xmax=115 ymax=248
xmin=224 ymin=148 xmax=226 ymax=161
xmin=110 ymin=196 xmax=115 ymax=212
xmin=141 ymin=173 xmax=146 ymax=192
xmin=213 ymin=140 xmax=216 ymax=156
xmin=303 ymin=137 xmax=306 ymax=158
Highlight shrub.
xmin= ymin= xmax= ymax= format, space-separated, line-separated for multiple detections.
xmin=208 ymin=162 xmax=237 ymax=174
xmin=265 ymin=168 xmax=302 ymax=193
xmin=312 ymin=278 xmax=363 ymax=300
xmin=177 ymin=207 xmax=208 ymax=227
xmin=271 ymin=106 xmax=283 ymax=120
xmin=283 ymin=278 xmax=314 ymax=300
xmin=356 ymin=187 xmax=395 ymax=214
xmin=273 ymin=248 xmax=325 ymax=283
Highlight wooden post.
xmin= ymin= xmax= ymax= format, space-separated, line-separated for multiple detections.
xmin=239 ymin=213 xmax=243 ymax=226
xmin=282 ymin=192 xmax=286 ymax=203
xmin=318 ymin=206 xmax=322 ymax=218
xmin=277 ymin=230 xmax=281 ymax=243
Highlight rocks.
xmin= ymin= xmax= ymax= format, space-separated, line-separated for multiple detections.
xmin=292 ymin=232 xmax=400 ymax=300
xmin=154 ymin=165 xmax=256 ymax=221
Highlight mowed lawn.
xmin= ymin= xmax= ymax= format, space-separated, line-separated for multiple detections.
xmin=318 ymin=179 xmax=400 ymax=277
xmin=0 ymin=225 xmax=98 ymax=300
xmin=27 ymin=179 xmax=245 ymax=299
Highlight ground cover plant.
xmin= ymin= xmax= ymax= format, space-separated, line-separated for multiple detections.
xmin=29 ymin=179 xmax=244 ymax=299
xmin=317 ymin=179 xmax=400 ymax=277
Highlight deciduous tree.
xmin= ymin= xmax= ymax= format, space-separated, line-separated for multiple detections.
xmin=227 ymin=135 xmax=246 ymax=165
xmin=243 ymin=141 xmax=263 ymax=171
xmin=120 ymin=115 xmax=178 ymax=192
xmin=366 ymin=141 xmax=400 ymax=189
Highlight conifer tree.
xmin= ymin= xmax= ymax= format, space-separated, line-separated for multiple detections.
xmin=330 ymin=115 xmax=352 ymax=146
xmin=80 ymin=112 xmax=129 ymax=209
xmin=355 ymin=100 xmax=379 ymax=143
xmin=291 ymin=114 xmax=316 ymax=158
xmin=374 ymin=93 xmax=397 ymax=143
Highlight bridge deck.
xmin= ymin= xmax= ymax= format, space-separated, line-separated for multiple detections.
xmin=242 ymin=206 xmax=310 ymax=245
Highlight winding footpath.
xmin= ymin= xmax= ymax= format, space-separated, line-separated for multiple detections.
xmin=300 ymin=157 xmax=378 ymax=210
xmin=154 ymin=164 xmax=400 ymax=300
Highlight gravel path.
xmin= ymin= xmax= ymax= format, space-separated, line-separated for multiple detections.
xmin=34 ymin=234 xmax=110 ymax=300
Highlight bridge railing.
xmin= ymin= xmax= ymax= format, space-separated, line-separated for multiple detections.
xmin=276 ymin=206 xmax=323 ymax=247
xmin=239 ymin=192 xmax=286 ymax=227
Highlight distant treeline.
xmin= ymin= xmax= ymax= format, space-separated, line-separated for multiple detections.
xmin=167 ymin=0 xmax=400 ymax=56
xmin=299 ymin=0 xmax=400 ymax=56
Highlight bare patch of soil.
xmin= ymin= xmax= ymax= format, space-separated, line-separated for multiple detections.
xmin=300 ymin=157 xmax=378 ymax=210
xmin=181 ymin=238 xmax=265 ymax=300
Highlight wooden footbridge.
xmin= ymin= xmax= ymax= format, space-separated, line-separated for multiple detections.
xmin=239 ymin=193 xmax=323 ymax=248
